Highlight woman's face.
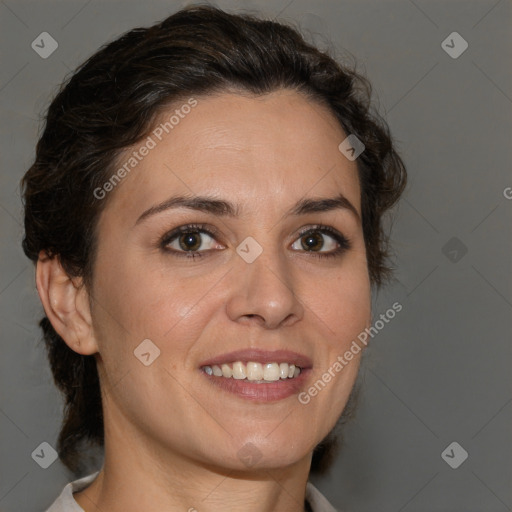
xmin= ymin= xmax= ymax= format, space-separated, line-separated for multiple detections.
xmin=89 ymin=89 xmax=371 ymax=471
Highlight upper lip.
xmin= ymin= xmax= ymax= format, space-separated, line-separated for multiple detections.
xmin=199 ymin=349 xmax=312 ymax=369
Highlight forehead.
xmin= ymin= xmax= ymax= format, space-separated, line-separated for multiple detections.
xmin=100 ymin=89 xmax=361 ymax=223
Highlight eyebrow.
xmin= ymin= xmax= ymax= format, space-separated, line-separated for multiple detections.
xmin=134 ymin=192 xmax=360 ymax=226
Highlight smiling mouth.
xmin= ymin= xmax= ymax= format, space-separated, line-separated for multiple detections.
xmin=201 ymin=361 xmax=301 ymax=382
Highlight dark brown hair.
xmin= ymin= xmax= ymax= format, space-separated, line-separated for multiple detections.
xmin=21 ymin=4 xmax=407 ymax=477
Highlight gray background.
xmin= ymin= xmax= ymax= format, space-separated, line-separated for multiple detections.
xmin=1 ymin=0 xmax=511 ymax=511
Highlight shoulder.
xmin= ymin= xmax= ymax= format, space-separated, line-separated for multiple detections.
xmin=44 ymin=471 xmax=100 ymax=512
xmin=306 ymin=481 xmax=339 ymax=512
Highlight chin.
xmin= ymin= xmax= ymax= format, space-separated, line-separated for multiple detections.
xmin=222 ymin=432 xmax=317 ymax=471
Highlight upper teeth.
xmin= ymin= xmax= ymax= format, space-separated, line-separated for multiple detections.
xmin=202 ymin=361 xmax=301 ymax=381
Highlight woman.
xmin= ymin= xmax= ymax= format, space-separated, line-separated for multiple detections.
xmin=21 ymin=5 xmax=407 ymax=511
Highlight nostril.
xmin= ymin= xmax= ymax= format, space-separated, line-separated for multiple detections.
xmin=244 ymin=314 xmax=266 ymax=327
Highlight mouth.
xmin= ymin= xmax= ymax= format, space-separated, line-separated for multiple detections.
xmin=198 ymin=349 xmax=312 ymax=402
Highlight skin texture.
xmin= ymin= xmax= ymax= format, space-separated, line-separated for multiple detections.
xmin=36 ymin=89 xmax=372 ymax=512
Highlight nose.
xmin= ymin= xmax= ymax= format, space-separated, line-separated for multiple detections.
xmin=225 ymin=246 xmax=304 ymax=329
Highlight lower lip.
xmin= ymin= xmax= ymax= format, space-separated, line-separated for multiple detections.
xmin=201 ymin=369 xmax=311 ymax=402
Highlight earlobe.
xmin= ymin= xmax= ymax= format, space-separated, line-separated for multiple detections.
xmin=35 ymin=250 xmax=98 ymax=356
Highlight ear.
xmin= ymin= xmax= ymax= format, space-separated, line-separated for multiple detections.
xmin=35 ymin=250 xmax=99 ymax=356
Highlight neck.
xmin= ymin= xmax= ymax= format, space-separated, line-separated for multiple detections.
xmin=73 ymin=417 xmax=313 ymax=512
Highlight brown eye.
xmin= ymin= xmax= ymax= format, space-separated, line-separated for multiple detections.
xmin=177 ymin=232 xmax=203 ymax=251
xmin=165 ymin=230 xmax=217 ymax=253
xmin=300 ymin=232 xmax=324 ymax=251
xmin=291 ymin=226 xmax=351 ymax=259
xmin=160 ymin=223 xmax=223 ymax=259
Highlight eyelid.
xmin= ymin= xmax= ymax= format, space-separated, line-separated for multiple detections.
xmin=160 ymin=223 xmax=221 ymax=245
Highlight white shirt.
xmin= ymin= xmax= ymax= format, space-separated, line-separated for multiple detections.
xmin=44 ymin=471 xmax=338 ymax=512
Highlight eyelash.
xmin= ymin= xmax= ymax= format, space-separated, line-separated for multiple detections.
xmin=159 ymin=223 xmax=351 ymax=260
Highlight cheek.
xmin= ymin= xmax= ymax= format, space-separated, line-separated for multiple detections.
xmin=91 ymin=253 xmax=217 ymax=366
xmin=311 ymin=263 xmax=371 ymax=342
xmin=301 ymin=266 xmax=369 ymax=424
